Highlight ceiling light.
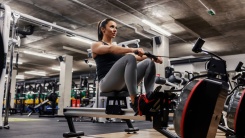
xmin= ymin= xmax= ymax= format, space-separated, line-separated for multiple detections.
xmin=152 ymin=12 xmax=163 ymax=18
xmin=23 ymin=50 xmax=57 ymax=59
xmin=51 ymin=67 xmax=74 ymax=72
xmin=7 ymin=58 xmax=23 ymax=65
xmin=63 ymin=46 xmax=87 ymax=55
xmin=25 ymin=71 xmax=46 ymax=76
xmin=5 ymin=74 xmax=25 ymax=79
xmin=142 ymin=19 xmax=171 ymax=36
xmin=16 ymin=61 xmax=22 ymax=64
xmin=16 ymin=75 xmax=25 ymax=79
xmin=7 ymin=60 xmax=23 ymax=65
xmin=70 ymin=37 xmax=94 ymax=45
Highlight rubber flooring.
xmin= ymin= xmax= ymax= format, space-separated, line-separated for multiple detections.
xmin=0 ymin=115 xmax=229 ymax=138
xmin=0 ymin=115 xmax=153 ymax=138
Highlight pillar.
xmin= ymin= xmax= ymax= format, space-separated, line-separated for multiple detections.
xmin=153 ymin=36 xmax=170 ymax=90
xmin=58 ymin=55 xmax=73 ymax=115
xmin=10 ymin=70 xmax=17 ymax=108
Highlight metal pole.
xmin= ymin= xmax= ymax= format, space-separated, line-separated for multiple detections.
xmin=3 ymin=11 xmax=19 ymax=129
xmin=0 ymin=4 xmax=11 ymax=128
xmin=10 ymin=9 xmax=94 ymax=41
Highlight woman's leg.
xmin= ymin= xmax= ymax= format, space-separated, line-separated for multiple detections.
xmin=100 ymin=56 xmax=156 ymax=112
xmin=100 ymin=54 xmax=138 ymax=97
xmin=130 ymin=58 xmax=156 ymax=112
xmin=136 ymin=58 xmax=156 ymax=93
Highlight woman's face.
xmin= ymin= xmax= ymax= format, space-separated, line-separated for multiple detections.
xmin=102 ymin=21 xmax=117 ymax=39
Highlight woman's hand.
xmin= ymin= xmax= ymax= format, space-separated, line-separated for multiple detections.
xmin=154 ymin=57 xmax=163 ymax=64
xmin=132 ymin=48 xmax=144 ymax=57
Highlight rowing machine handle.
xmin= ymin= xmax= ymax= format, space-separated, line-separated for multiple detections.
xmin=134 ymin=50 xmax=158 ymax=60
xmin=232 ymin=74 xmax=241 ymax=80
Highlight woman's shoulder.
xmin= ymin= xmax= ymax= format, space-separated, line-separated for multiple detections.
xmin=92 ymin=41 xmax=103 ymax=47
xmin=93 ymin=41 xmax=103 ymax=45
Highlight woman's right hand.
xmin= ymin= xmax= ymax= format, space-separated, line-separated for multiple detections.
xmin=132 ymin=48 xmax=144 ymax=57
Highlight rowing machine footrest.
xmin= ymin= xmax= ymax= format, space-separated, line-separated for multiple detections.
xmin=105 ymin=105 xmax=124 ymax=115
xmin=125 ymin=127 xmax=139 ymax=134
xmin=63 ymin=131 xmax=84 ymax=138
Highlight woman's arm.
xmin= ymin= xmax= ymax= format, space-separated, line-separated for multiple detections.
xmin=134 ymin=55 xmax=148 ymax=61
xmin=91 ymin=42 xmax=144 ymax=57
xmin=129 ymin=53 xmax=163 ymax=64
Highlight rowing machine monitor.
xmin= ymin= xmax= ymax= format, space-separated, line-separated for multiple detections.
xmin=192 ymin=37 xmax=205 ymax=53
xmin=235 ymin=62 xmax=243 ymax=72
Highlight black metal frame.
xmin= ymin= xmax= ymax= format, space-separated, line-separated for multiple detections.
xmin=63 ymin=93 xmax=140 ymax=137
xmin=152 ymin=91 xmax=179 ymax=138
xmin=62 ymin=90 xmax=180 ymax=138
xmin=63 ymin=116 xmax=84 ymax=138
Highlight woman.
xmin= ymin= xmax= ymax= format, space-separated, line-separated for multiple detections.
xmin=91 ymin=18 xmax=163 ymax=113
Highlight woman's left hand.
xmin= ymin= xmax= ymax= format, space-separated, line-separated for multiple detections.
xmin=154 ymin=57 xmax=163 ymax=64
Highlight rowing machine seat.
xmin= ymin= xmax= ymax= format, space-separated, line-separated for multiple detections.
xmin=100 ymin=91 xmax=129 ymax=115
xmin=100 ymin=91 xmax=129 ymax=97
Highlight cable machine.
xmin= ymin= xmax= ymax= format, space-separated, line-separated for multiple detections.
xmin=0 ymin=4 xmax=93 ymax=129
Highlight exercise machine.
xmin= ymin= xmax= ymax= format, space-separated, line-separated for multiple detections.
xmin=63 ymin=86 xmax=176 ymax=138
xmin=62 ymin=51 xmax=178 ymax=138
xmin=218 ymin=61 xmax=245 ymax=138
xmin=174 ymin=38 xmax=229 ymax=138
xmin=118 ymin=39 xmax=140 ymax=48
xmin=28 ymin=82 xmax=59 ymax=117
xmin=0 ymin=4 xmax=11 ymax=129
xmin=0 ymin=3 xmax=97 ymax=128
xmin=0 ymin=4 xmax=21 ymax=129
xmin=63 ymin=39 xmax=230 ymax=138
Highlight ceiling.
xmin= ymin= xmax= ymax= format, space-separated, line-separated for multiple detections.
xmin=1 ymin=0 xmax=245 ymax=80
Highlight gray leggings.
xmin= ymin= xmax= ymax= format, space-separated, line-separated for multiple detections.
xmin=99 ymin=54 xmax=156 ymax=95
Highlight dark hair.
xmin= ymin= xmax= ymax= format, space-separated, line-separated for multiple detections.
xmin=98 ymin=18 xmax=115 ymax=41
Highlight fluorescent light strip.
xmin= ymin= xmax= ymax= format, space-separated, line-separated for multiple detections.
xmin=70 ymin=37 xmax=94 ymax=45
xmin=51 ymin=67 xmax=61 ymax=71
xmin=16 ymin=61 xmax=23 ymax=64
xmin=142 ymin=19 xmax=171 ymax=36
xmin=7 ymin=60 xmax=23 ymax=65
xmin=63 ymin=46 xmax=87 ymax=55
xmin=51 ymin=67 xmax=74 ymax=72
xmin=7 ymin=60 xmax=23 ymax=64
xmin=23 ymin=51 xmax=57 ymax=59
xmin=25 ymin=71 xmax=46 ymax=76
xmin=16 ymin=75 xmax=25 ymax=79
xmin=5 ymin=75 xmax=25 ymax=79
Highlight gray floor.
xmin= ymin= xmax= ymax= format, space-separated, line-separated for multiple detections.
xmin=0 ymin=115 xmax=153 ymax=138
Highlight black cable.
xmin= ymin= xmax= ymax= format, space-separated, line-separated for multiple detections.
xmin=228 ymin=85 xmax=242 ymax=96
xmin=144 ymin=52 xmax=158 ymax=60
xmin=15 ymin=51 xmax=19 ymax=69
xmin=189 ymin=74 xmax=208 ymax=82
xmin=202 ymin=50 xmax=223 ymax=61
xmin=228 ymin=77 xmax=233 ymax=90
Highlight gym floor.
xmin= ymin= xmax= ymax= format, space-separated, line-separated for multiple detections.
xmin=0 ymin=115 xmax=226 ymax=138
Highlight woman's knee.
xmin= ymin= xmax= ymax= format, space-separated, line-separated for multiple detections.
xmin=124 ymin=54 xmax=136 ymax=63
xmin=144 ymin=58 xmax=155 ymax=67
